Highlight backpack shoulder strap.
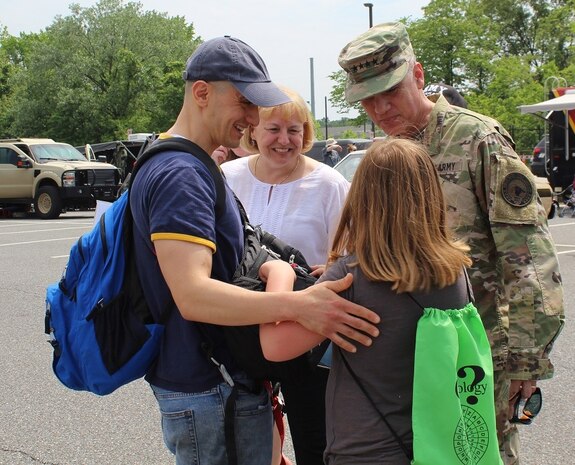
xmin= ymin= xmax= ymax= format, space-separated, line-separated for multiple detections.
xmin=407 ymin=268 xmax=474 ymax=310
xmin=463 ymin=268 xmax=474 ymax=303
xmin=130 ymin=137 xmax=226 ymax=218
xmin=338 ymin=348 xmax=413 ymax=460
xmin=122 ymin=137 xmax=227 ymax=325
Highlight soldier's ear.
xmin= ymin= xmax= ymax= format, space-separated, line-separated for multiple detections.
xmin=413 ymin=62 xmax=425 ymax=90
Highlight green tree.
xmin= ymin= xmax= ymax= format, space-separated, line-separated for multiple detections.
xmin=6 ymin=0 xmax=199 ymax=145
xmin=0 ymin=29 xmax=47 ymax=136
xmin=467 ymin=56 xmax=544 ymax=152
xmin=408 ymin=0 xmax=471 ymax=86
xmin=472 ymin=0 xmax=575 ymax=69
xmin=328 ymin=69 xmax=370 ymax=126
xmin=0 ymin=28 xmax=13 ymax=133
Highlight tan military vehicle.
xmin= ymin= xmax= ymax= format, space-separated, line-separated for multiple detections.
xmin=0 ymin=138 xmax=121 ymax=219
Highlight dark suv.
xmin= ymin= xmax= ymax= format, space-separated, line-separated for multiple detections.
xmin=530 ymin=138 xmax=547 ymax=177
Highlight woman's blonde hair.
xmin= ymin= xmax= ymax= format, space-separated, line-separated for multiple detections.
xmin=240 ymin=85 xmax=315 ymax=154
xmin=329 ymin=137 xmax=471 ymax=293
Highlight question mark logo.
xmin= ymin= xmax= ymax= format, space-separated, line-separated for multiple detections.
xmin=456 ymin=365 xmax=485 ymax=405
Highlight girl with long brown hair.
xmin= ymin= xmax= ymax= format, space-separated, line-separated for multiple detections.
xmin=259 ymin=137 xmax=473 ymax=464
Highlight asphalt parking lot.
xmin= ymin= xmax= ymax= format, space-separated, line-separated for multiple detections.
xmin=0 ymin=210 xmax=573 ymax=464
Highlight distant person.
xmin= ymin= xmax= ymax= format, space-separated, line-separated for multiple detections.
xmin=259 ymin=138 xmax=475 ymax=465
xmin=423 ymin=82 xmax=468 ymax=108
xmin=558 ymin=174 xmax=575 ymax=218
xmin=222 ymin=85 xmax=350 ymax=465
xmin=129 ymin=35 xmax=380 ymax=465
xmin=337 ymin=22 xmax=564 ymax=465
xmin=322 ymin=138 xmax=343 ymax=167
xmin=113 ymin=145 xmax=130 ymax=179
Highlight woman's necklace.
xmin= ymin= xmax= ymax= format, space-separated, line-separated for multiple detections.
xmin=254 ymin=155 xmax=300 ymax=186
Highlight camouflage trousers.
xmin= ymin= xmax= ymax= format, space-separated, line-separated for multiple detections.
xmin=494 ymin=370 xmax=520 ymax=465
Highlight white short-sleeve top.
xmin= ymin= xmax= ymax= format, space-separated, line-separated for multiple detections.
xmin=222 ymin=156 xmax=350 ymax=266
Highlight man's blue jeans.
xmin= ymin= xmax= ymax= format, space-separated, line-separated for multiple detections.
xmin=151 ymin=381 xmax=273 ymax=465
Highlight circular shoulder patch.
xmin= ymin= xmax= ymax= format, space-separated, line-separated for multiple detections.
xmin=501 ymin=172 xmax=534 ymax=207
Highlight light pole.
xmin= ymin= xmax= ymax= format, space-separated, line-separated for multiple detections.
xmin=324 ymin=96 xmax=329 ymax=139
xmin=363 ymin=3 xmax=373 ymax=28
xmin=363 ymin=3 xmax=376 ymax=138
xmin=309 ymin=57 xmax=316 ymax=119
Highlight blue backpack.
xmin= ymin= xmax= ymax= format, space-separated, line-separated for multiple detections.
xmin=44 ymin=138 xmax=225 ymax=395
xmin=45 ymin=138 xmax=323 ymax=396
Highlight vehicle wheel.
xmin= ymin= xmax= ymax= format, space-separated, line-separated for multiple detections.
xmin=34 ymin=186 xmax=62 ymax=219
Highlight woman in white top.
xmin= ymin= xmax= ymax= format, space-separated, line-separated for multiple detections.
xmin=222 ymin=87 xmax=349 ymax=269
xmin=221 ymin=86 xmax=350 ymax=465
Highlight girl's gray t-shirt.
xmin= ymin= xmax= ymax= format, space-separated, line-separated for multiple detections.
xmin=318 ymin=255 xmax=470 ymax=465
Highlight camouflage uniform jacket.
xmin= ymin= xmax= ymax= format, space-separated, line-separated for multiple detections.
xmin=422 ymin=95 xmax=564 ymax=379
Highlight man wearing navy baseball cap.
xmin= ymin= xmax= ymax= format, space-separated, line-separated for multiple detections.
xmin=182 ymin=35 xmax=290 ymax=107
xmin=129 ymin=36 xmax=381 ymax=465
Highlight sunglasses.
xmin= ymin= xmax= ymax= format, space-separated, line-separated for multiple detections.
xmin=510 ymin=387 xmax=542 ymax=425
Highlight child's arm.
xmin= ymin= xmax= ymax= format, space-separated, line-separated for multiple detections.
xmin=259 ymin=260 xmax=297 ymax=292
xmin=259 ymin=260 xmax=327 ymax=362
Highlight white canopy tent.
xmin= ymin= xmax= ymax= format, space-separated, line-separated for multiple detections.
xmin=518 ymin=90 xmax=575 ymax=167
xmin=518 ymin=90 xmax=575 ymax=114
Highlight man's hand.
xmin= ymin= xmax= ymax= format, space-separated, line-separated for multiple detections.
xmin=295 ymin=273 xmax=380 ymax=353
xmin=508 ymin=379 xmax=537 ymax=419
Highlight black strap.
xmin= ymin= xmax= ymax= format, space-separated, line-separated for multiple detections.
xmin=338 ymin=347 xmax=413 ymax=460
xmin=463 ymin=268 xmax=474 ymax=302
xmin=132 ymin=137 xmax=227 ymax=218
xmin=224 ymin=386 xmax=240 ymax=465
xmin=406 ymin=268 xmax=474 ymax=311
xmin=197 ymin=324 xmax=259 ymax=465
xmin=123 ymin=137 xmax=226 ymax=325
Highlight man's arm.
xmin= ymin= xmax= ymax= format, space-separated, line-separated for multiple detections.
xmin=480 ymin=135 xmax=565 ymax=380
xmin=155 ymin=239 xmax=379 ymax=352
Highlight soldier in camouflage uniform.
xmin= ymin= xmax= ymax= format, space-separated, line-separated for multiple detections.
xmin=338 ymin=22 xmax=565 ymax=465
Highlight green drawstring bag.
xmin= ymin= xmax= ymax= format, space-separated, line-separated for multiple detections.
xmin=340 ymin=284 xmax=503 ymax=464
xmin=411 ymin=303 xmax=502 ymax=465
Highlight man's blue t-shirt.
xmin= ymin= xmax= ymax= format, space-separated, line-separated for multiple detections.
xmin=130 ymin=149 xmax=244 ymax=393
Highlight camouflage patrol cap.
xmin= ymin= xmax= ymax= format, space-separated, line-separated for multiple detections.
xmin=338 ymin=22 xmax=415 ymax=104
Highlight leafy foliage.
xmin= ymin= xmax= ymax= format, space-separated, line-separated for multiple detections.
xmin=0 ymin=0 xmax=199 ymax=145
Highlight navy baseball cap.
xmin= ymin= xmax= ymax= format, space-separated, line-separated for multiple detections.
xmin=183 ymin=36 xmax=290 ymax=107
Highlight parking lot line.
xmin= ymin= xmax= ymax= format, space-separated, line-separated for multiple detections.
xmin=550 ymin=222 xmax=575 ymax=228
xmin=0 ymin=237 xmax=81 ymax=247
xmin=0 ymin=226 xmax=89 ymax=235
xmin=0 ymin=221 xmax=92 ymax=229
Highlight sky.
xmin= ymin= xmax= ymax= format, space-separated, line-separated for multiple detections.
xmin=1 ymin=0 xmax=429 ymax=120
